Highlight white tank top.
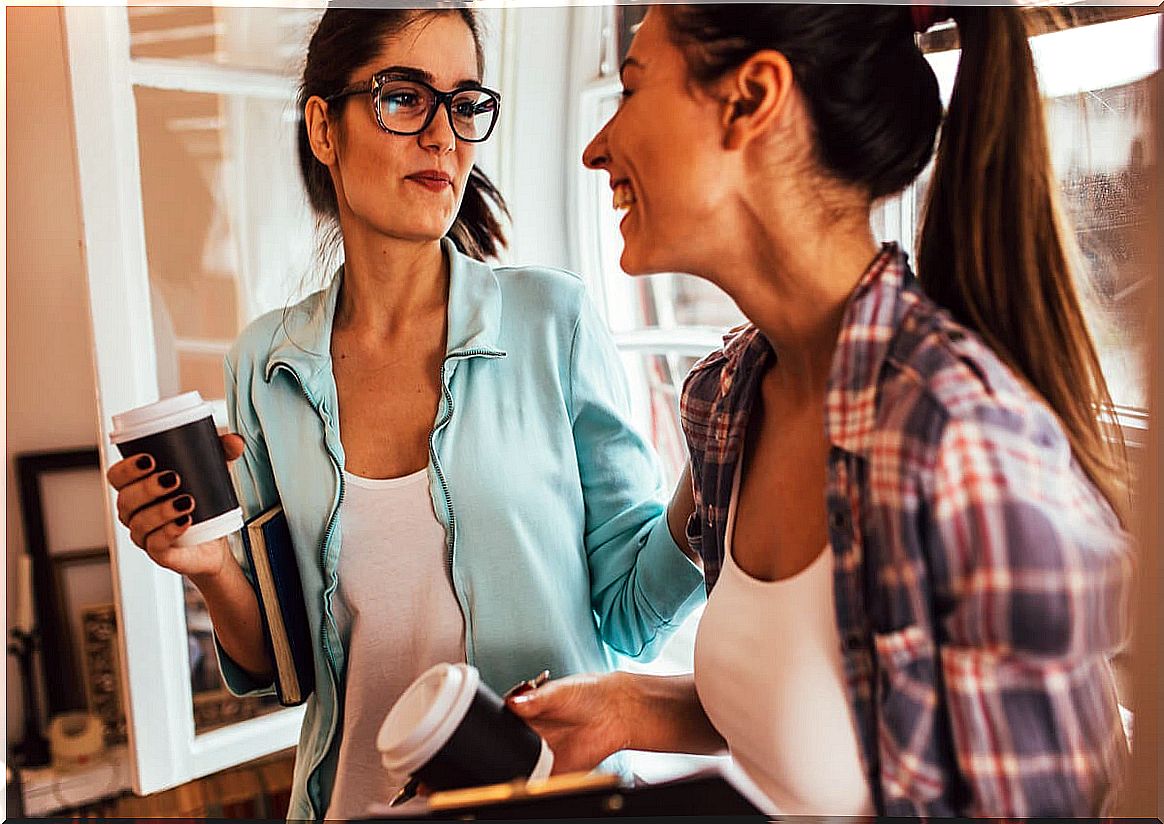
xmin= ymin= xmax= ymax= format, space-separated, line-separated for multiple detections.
xmin=693 ymin=462 xmax=872 ymax=815
xmin=325 ymin=468 xmax=467 ymax=820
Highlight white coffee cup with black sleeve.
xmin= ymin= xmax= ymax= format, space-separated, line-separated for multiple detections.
xmin=110 ymin=391 xmax=243 ymax=546
xmin=377 ymin=663 xmax=554 ymax=792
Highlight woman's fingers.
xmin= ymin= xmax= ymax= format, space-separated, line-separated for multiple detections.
xmin=106 ymin=453 xmax=155 ymax=491
xmin=115 ymin=470 xmax=183 ymax=526
xmin=128 ymin=494 xmax=195 ymax=548
xmin=220 ymin=432 xmax=245 ymax=463
xmin=508 ymin=674 xmax=601 ymax=717
xmin=144 ymin=514 xmax=193 ymax=557
xmin=507 ymin=674 xmax=628 ymax=774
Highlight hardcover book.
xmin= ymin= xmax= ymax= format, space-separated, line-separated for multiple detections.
xmin=240 ymin=505 xmax=314 ymax=706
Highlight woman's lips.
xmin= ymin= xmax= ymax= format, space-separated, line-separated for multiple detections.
xmin=406 ymin=172 xmax=452 ymax=192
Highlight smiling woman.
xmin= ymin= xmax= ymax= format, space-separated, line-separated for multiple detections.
xmin=101 ymin=5 xmax=705 ymax=820
xmin=515 ymin=5 xmax=1137 ymax=817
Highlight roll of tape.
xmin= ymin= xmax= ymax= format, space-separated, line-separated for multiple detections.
xmin=48 ymin=712 xmax=106 ymax=770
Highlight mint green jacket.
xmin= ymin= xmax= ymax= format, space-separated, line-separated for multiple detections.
xmin=216 ymin=240 xmax=705 ymax=819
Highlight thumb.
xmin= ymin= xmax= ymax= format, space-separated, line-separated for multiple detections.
xmin=219 ymin=432 xmax=246 ymax=463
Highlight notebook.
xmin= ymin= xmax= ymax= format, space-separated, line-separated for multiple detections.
xmin=239 ymin=504 xmax=314 ymax=706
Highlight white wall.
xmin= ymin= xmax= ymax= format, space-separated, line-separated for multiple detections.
xmin=491 ymin=6 xmax=574 ymax=271
xmin=5 ymin=6 xmax=104 ymax=744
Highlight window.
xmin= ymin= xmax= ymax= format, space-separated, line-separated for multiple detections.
xmin=920 ymin=10 xmax=1157 ymax=432
xmin=128 ymin=7 xmax=321 ymax=413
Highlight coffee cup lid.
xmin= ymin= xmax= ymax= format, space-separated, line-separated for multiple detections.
xmin=377 ymin=663 xmax=479 ymax=776
xmin=110 ymin=391 xmax=212 ymax=444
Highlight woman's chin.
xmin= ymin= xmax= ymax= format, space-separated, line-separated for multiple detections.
xmin=619 ymin=246 xmax=670 ymax=278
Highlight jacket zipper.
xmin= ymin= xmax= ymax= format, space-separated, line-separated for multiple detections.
xmin=271 ymin=361 xmax=344 ymax=819
xmin=428 ymin=349 xmax=505 ymax=636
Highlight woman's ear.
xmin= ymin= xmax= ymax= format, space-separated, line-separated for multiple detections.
xmin=720 ymin=50 xmax=794 ymax=152
xmin=304 ymin=96 xmax=338 ymax=166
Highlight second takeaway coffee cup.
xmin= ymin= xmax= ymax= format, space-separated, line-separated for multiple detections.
xmin=377 ymin=663 xmax=553 ymax=792
xmin=110 ymin=391 xmax=243 ymax=546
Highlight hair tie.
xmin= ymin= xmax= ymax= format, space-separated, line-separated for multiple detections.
xmin=911 ymin=4 xmax=951 ymax=34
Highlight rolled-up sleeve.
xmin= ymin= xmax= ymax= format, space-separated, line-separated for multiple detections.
xmin=568 ymin=294 xmax=705 ymax=661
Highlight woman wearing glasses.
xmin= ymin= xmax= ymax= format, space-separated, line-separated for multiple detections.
xmin=104 ymin=8 xmax=703 ymax=819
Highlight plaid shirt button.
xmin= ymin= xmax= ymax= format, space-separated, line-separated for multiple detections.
xmin=829 ymin=509 xmax=849 ymax=532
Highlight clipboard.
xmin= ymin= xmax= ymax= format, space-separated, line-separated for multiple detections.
xmin=364 ymin=762 xmax=775 ymax=819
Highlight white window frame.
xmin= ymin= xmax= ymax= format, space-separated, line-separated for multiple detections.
xmin=64 ymin=6 xmax=306 ymax=796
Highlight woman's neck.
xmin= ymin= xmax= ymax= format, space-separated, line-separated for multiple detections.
xmin=334 ymin=233 xmax=449 ymax=337
xmin=710 ymin=204 xmax=880 ymax=400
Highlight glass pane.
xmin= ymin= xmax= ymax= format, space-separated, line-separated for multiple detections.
xmin=1049 ymin=78 xmax=1152 ymax=411
xmin=134 ymin=85 xmax=316 ymax=732
xmin=955 ymin=16 xmax=1154 ymax=414
xmin=913 ymin=34 xmax=1154 ymax=411
xmin=128 ymin=7 xmax=320 ymax=77
xmin=135 ymin=86 xmax=316 ymax=404
xmin=618 ymin=350 xmax=704 ymax=487
xmin=185 ymin=581 xmax=282 ymax=731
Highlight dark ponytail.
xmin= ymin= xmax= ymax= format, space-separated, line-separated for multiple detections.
xmin=297 ymin=7 xmax=508 ymax=263
xmin=917 ymin=8 xmax=1129 ymax=525
xmin=663 ymin=4 xmax=1128 ymax=524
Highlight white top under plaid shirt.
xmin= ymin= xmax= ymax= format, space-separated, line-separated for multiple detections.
xmin=680 ymin=243 xmax=1133 ymax=816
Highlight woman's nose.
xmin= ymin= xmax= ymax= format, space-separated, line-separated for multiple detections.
xmin=421 ymin=106 xmax=457 ymax=153
xmin=582 ymin=123 xmax=611 ymax=170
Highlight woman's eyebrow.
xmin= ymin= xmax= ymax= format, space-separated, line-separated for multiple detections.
xmin=377 ymin=64 xmax=481 ymax=88
xmin=619 ymin=57 xmax=644 ymax=82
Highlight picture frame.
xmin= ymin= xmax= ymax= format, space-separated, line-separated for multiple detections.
xmin=14 ymin=448 xmax=108 ymax=713
xmin=80 ymin=604 xmax=127 ymax=745
xmin=55 ymin=550 xmax=115 ymax=711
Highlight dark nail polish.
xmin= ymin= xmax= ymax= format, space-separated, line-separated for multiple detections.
xmin=173 ymin=495 xmax=194 ymax=512
xmin=158 ymin=471 xmax=179 ymax=489
xmin=175 ymin=514 xmax=191 ymax=527
xmin=135 ymin=455 xmax=153 ymax=471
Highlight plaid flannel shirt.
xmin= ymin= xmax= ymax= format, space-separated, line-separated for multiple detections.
xmin=680 ymin=244 xmax=1133 ymax=816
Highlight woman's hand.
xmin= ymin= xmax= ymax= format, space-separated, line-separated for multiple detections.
xmin=106 ymin=433 xmax=245 ymax=580
xmin=506 ymin=672 xmax=633 ymax=774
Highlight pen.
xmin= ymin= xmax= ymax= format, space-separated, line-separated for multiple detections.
xmin=502 ymin=669 xmax=550 ymax=701
xmin=388 ymin=776 xmax=422 ymax=809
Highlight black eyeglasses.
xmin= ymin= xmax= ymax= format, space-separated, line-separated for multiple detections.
xmin=325 ymin=71 xmax=501 ymax=143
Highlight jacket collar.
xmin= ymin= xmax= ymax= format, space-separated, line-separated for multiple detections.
xmin=264 ymin=237 xmax=505 ymax=388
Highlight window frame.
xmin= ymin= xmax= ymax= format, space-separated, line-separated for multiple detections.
xmin=64 ymin=5 xmax=307 ymax=796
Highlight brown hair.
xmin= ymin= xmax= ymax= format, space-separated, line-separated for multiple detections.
xmin=297 ymin=7 xmax=509 ymax=262
xmin=917 ymin=9 xmax=1129 ymax=524
xmin=663 ymin=5 xmax=1129 ymax=523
